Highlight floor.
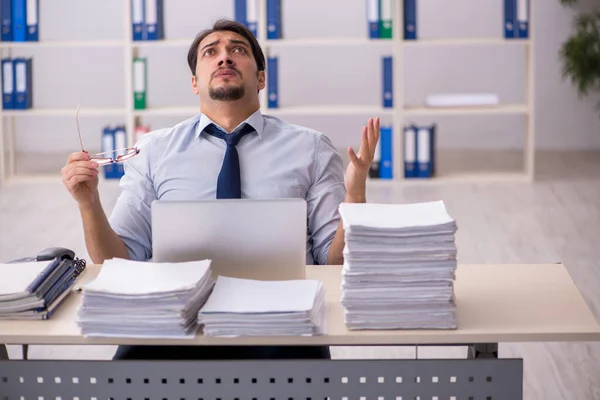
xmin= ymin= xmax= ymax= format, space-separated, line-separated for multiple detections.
xmin=1 ymin=150 xmax=600 ymax=399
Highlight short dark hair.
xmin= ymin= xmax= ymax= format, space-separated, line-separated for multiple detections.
xmin=187 ymin=19 xmax=266 ymax=75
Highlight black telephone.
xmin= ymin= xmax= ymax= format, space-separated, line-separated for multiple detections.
xmin=7 ymin=247 xmax=75 ymax=263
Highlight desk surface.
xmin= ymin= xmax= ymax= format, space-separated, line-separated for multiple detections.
xmin=1 ymin=264 xmax=599 ymax=346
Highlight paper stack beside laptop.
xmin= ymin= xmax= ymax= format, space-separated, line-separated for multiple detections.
xmin=198 ymin=276 xmax=327 ymax=337
xmin=77 ymin=258 xmax=214 ymax=338
xmin=0 ymin=258 xmax=86 ymax=320
xmin=339 ymin=200 xmax=458 ymax=330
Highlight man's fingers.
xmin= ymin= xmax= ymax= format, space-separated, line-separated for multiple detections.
xmin=64 ymin=168 xmax=98 ymax=183
xmin=368 ymin=118 xmax=375 ymax=156
xmin=62 ymin=161 xmax=98 ymax=173
xmin=348 ymin=146 xmax=360 ymax=166
xmin=354 ymin=117 xmax=381 ymax=165
xmin=61 ymin=161 xmax=98 ymax=179
xmin=65 ymin=173 xmax=96 ymax=189
xmin=358 ymin=126 xmax=369 ymax=159
xmin=67 ymin=151 xmax=91 ymax=164
xmin=368 ymin=117 xmax=380 ymax=157
xmin=71 ymin=160 xmax=98 ymax=170
xmin=62 ymin=166 xmax=99 ymax=183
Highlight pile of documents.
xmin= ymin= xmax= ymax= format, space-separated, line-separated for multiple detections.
xmin=339 ymin=200 xmax=458 ymax=330
xmin=0 ymin=258 xmax=86 ymax=320
xmin=77 ymin=258 xmax=214 ymax=338
xmin=198 ymin=276 xmax=327 ymax=337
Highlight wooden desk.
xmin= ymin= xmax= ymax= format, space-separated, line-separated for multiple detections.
xmin=1 ymin=263 xmax=599 ymax=400
xmin=0 ymin=263 xmax=599 ymax=346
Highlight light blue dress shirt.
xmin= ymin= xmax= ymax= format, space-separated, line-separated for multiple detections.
xmin=108 ymin=109 xmax=347 ymax=265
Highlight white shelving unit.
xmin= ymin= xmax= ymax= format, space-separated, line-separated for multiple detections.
xmin=0 ymin=0 xmax=535 ymax=186
xmin=391 ymin=2 xmax=534 ymax=183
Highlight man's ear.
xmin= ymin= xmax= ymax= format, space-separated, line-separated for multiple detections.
xmin=257 ymin=70 xmax=266 ymax=91
xmin=191 ymin=75 xmax=199 ymax=95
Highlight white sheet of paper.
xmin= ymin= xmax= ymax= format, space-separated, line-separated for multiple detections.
xmin=84 ymin=258 xmax=211 ymax=295
xmin=339 ymin=200 xmax=455 ymax=230
xmin=0 ymin=261 xmax=52 ymax=296
xmin=200 ymin=276 xmax=321 ymax=314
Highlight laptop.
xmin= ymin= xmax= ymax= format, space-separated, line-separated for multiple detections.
xmin=151 ymin=199 xmax=307 ymax=281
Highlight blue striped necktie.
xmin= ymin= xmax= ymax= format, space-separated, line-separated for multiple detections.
xmin=203 ymin=123 xmax=255 ymax=199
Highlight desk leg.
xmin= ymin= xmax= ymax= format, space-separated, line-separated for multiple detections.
xmin=468 ymin=343 xmax=498 ymax=359
xmin=0 ymin=345 xmax=8 ymax=360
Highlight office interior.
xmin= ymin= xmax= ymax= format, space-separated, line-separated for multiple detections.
xmin=0 ymin=1 xmax=599 ymax=399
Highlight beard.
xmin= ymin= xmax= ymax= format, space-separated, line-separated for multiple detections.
xmin=209 ymin=83 xmax=245 ymax=101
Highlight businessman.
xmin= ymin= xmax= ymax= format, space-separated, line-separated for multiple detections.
xmin=61 ymin=19 xmax=380 ymax=360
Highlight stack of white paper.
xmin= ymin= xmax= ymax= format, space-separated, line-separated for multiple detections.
xmin=77 ymin=258 xmax=214 ymax=338
xmin=198 ymin=276 xmax=327 ymax=337
xmin=339 ymin=200 xmax=458 ymax=330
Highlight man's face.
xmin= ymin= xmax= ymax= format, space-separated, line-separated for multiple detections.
xmin=192 ymin=30 xmax=265 ymax=102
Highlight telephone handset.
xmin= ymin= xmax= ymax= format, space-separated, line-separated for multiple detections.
xmin=7 ymin=247 xmax=76 ymax=263
xmin=36 ymin=247 xmax=75 ymax=261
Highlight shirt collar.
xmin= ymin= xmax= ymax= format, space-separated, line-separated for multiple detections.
xmin=195 ymin=109 xmax=264 ymax=140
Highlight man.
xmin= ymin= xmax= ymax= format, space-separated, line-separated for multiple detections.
xmin=61 ymin=19 xmax=380 ymax=359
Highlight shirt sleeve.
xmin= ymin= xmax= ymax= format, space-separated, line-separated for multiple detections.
xmin=107 ymin=134 xmax=157 ymax=261
xmin=306 ymin=132 xmax=346 ymax=265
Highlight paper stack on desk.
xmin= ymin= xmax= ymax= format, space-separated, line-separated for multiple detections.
xmin=77 ymin=258 xmax=214 ymax=338
xmin=198 ymin=276 xmax=327 ymax=337
xmin=339 ymin=200 xmax=458 ymax=330
xmin=0 ymin=258 xmax=86 ymax=320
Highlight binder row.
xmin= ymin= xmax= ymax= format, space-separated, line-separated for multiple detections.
xmin=367 ymin=0 xmax=393 ymax=39
xmin=1 ymin=57 xmax=32 ymax=109
xmin=403 ymin=0 xmax=530 ymax=41
xmin=0 ymin=257 xmax=87 ymax=320
xmin=403 ymin=0 xmax=416 ymax=40
xmin=504 ymin=0 xmax=529 ymax=39
xmin=101 ymin=126 xmax=127 ymax=180
xmin=100 ymin=124 xmax=150 ymax=180
xmin=382 ymin=56 xmax=393 ymax=108
xmin=267 ymin=56 xmax=392 ymax=110
xmin=235 ymin=0 xmax=258 ymax=37
xmin=131 ymin=0 xmax=164 ymax=41
xmin=368 ymin=124 xmax=436 ymax=180
xmin=234 ymin=0 xmax=281 ymax=39
xmin=369 ymin=125 xmax=393 ymax=179
xmin=404 ymin=124 xmax=435 ymax=179
xmin=4 ymin=0 xmax=530 ymax=44
xmin=1 ymin=0 xmax=38 ymax=42
xmin=133 ymin=57 xmax=147 ymax=110
xmin=267 ymin=56 xmax=278 ymax=108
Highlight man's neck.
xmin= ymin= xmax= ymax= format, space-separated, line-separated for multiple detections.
xmin=201 ymin=99 xmax=260 ymax=133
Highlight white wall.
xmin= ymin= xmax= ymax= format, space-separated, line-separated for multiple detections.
xmin=4 ymin=0 xmax=600 ymax=171
xmin=532 ymin=0 xmax=600 ymax=149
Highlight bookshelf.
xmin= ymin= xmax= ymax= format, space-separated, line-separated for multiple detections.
xmin=0 ymin=0 xmax=534 ymax=187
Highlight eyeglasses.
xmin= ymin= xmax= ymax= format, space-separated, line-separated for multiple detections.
xmin=76 ymin=103 xmax=140 ymax=166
